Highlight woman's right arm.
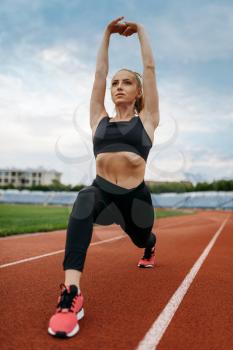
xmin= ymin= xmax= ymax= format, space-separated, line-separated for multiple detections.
xmin=90 ymin=17 xmax=126 ymax=129
xmin=89 ymin=28 xmax=110 ymax=130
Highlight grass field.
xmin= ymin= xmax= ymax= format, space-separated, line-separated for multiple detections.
xmin=0 ymin=203 xmax=197 ymax=237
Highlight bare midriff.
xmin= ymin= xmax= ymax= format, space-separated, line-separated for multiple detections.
xmin=95 ymin=152 xmax=146 ymax=189
xmin=92 ymin=115 xmax=155 ymax=189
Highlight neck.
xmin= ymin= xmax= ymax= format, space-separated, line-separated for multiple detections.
xmin=114 ymin=105 xmax=135 ymax=120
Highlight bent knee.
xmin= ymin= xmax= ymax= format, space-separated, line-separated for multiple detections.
xmin=132 ymin=232 xmax=156 ymax=248
xmin=135 ymin=241 xmax=147 ymax=248
xmin=131 ymin=235 xmax=149 ymax=248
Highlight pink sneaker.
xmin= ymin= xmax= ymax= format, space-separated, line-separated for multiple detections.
xmin=138 ymin=246 xmax=156 ymax=268
xmin=48 ymin=283 xmax=84 ymax=338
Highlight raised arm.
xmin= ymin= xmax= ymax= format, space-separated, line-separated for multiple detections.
xmin=90 ymin=17 xmax=127 ymax=130
xmin=121 ymin=22 xmax=160 ymax=128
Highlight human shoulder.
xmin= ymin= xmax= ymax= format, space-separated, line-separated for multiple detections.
xmin=91 ymin=113 xmax=109 ymax=139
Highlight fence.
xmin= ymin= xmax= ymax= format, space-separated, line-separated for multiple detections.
xmin=0 ymin=190 xmax=232 ymax=209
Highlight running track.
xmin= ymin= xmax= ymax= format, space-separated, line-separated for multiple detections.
xmin=0 ymin=210 xmax=232 ymax=350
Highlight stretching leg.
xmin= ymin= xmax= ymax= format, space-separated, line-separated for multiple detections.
xmin=62 ymin=185 xmax=113 ymax=290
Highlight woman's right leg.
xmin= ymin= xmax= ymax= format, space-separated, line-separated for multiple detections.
xmin=62 ymin=183 xmax=113 ymax=290
xmin=48 ymin=183 xmax=114 ymax=338
xmin=62 ymin=186 xmax=95 ymax=291
xmin=64 ymin=270 xmax=82 ymax=291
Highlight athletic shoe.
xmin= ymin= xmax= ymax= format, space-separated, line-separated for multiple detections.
xmin=137 ymin=246 xmax=155 ymax=268
xmin=48 ymin=283 xmax=84 ymax=338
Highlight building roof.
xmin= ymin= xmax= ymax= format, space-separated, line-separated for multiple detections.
xmin=0 ymin=166 xmax=62 ymax=175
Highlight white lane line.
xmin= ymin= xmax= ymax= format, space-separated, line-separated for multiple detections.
xmin=136 ymin=213 xmax=231 ymax=350
xmin=0 ymin=224 xmax=116 ymax=240
xmin=0 ymin=231 xmax=63 ymax=240
xmin=0 ymin=235 xmax=125 ymax=269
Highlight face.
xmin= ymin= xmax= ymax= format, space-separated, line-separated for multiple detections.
xmin=110 ymin=70 xmax=141 ymax=107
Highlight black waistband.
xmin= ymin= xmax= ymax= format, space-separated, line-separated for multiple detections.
xmin=93 ymin=175 xmax=145 ymax=195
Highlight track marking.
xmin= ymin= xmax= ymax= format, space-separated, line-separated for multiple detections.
xmin=0 ymin=231 xmax=63 ymax=240
xmin=0 ymin=235 xmax=125 ymax=269
xmin=0 ymin=224 xmax=120 ymax=240
xmin=136 ymin=213 xmax=231 ymax=350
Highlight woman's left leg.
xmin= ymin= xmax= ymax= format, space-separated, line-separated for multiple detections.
xmin=115 ymin=184 xmax=156 ymax=267
xmin=116 ymin=183 xmax=156 ymax=249
xmin=92 ymin=175 xmax=157 ymax=253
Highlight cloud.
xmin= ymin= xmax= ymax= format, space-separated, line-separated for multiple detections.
xmin=1 ymin=47 xmax=232 ymax=185
xmin=0 ymin=1 xmax=232 ymax=185
xmin=149 ymin=2 xmax=233 ymax=62
xmin=146 ymin=145 xmax=233 ymax=183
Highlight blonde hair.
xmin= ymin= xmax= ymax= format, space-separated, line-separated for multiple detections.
xmin=117 ymin=68 xmax=144 ymax=114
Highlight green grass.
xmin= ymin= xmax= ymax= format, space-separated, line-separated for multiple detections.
xmin=0 ymin=203 xmax=72 ymax=237
xmin=0 ymin=203 xmax=197 ymax=237
xmin=155 ymin=208 xmax=197 ymax=218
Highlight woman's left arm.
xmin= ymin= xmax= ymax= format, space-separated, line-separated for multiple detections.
xmin=137 ymin=24 xmax=160 ymax=127
xmin=121 ymin=22 xmax=160 ymax=127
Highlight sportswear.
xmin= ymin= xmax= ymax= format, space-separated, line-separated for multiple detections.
xmin=138 ymin=246 xmax=156 ymax=268
xmin=93 ymin=116 xmax=152 ymax=161
xmin=63 ymin=175 xmax=155 ymax=272
xmin=48 ymin=284 xmax=84 ymax=338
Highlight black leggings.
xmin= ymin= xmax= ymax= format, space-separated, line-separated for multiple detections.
xmin=63 ymin=175 xmax=156 ymax=272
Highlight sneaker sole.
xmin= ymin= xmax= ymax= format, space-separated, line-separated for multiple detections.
xmin=137 ymin=264 xmax=154 ymax=268
xmin=48 ymin=307 xmax=85 ymax=338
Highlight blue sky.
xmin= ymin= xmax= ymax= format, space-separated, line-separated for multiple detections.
xmin=0 ymin=0 xmax=232 ymax=185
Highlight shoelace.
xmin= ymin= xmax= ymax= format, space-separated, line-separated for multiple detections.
xmin=57 ymin=283 xmax=77 ymax=311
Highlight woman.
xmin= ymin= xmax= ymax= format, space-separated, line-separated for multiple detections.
xmin=48 ymin=16 xmax=160 ymax=338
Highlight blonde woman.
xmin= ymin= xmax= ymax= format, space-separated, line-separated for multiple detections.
xmin=48 ymin=16 xmax=159 ymax=338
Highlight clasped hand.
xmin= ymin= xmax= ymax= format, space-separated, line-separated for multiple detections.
xmin=107 ymin=16 xmax=139 ymax=37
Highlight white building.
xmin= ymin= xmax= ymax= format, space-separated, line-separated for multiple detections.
xmin=0 ymin=167 xmax=62 ymax=188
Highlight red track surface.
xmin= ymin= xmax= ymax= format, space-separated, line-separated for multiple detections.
xmin=0 ymin=209 xmax=232 ymax=350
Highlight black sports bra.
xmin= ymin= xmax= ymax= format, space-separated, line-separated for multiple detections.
xmin=93 ymin=116 xmax=153 ymax=162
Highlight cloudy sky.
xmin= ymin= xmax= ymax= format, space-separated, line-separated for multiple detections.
xmin=0 ymin=0 xmax=232 ymax=185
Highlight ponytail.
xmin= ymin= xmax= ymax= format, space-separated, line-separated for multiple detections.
xmin=133 ymin=72 xmax=144 ymax=114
